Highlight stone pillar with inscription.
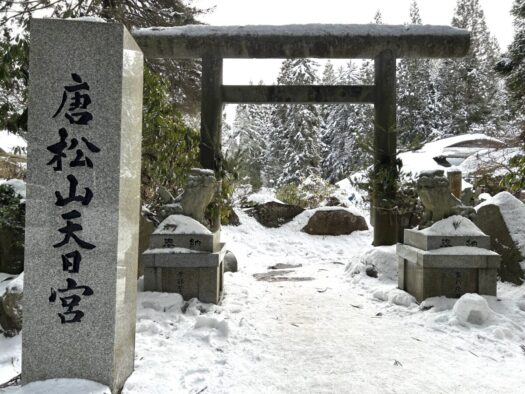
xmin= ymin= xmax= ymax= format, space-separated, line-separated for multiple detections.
xmin=22 ymin=19 xmax=143 ymax=392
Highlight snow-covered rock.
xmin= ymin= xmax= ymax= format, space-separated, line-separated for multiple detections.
xmin=250 ymin=201 xmax=304 ymax=228
xmin=301 ymin=207 xmax=368 ymax=235
xmin=475 ymin=192 xmax=525 ymax=284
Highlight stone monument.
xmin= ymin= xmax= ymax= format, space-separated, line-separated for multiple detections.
xmin=397 ymin=216 xmax=501 ymax=302
xmin=23 ymin=19 xmax=143 ymax=393
xmin=141 ymin=167 xmax=226 ymax=304
xmin=142 ymin=215 xmax=225 ymax=304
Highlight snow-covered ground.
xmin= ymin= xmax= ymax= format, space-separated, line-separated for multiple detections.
xmin=0 ymin=131 xmax=26 ymax=154
xmin=2 ymin=209 xmax=525 ymax=393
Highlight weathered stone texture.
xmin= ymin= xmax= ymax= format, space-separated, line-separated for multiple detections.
xmin=23 ymin=19 xmax=143 ymax=393
xmin=302 ymin=209 xmax=368 ymax=235
xmin=251 ymin=201 xmax=304 ymax=228
xmin=475 ymin=196 xmax=525 ymax=284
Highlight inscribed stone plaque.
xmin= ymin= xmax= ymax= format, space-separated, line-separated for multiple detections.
xmin=22 ymin=19 xmax=143 ymax=393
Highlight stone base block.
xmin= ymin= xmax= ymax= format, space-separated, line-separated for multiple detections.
xmin=397 ymin=244 xmax=500 ymax=303
xmin=143 ymin=244 xmax=225 ymax=304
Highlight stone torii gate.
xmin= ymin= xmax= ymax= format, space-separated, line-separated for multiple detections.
xmin=132 ymin=24 xmax=470 ymax=245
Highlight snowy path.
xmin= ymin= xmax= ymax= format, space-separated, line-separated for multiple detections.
xmin=123 ymin=210 xmax=525 ymax=394
xmin=2 ymin=209 xmax=524 ymax=393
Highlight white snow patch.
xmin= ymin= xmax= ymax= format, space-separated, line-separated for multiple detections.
xmin=65 ymin=16 xmax=107 ymax=23
xmin=420 ymin=215 xmax=485 ymax=236
xmin=154 ymin=214 xmax=211 ymax=235
xmin=6 ymin=272 xmax=23 ymax=294
xmin=3 ymin=379 xmax=110 ymax=393
xmin=478 ymin=192 xmax=492 ymax=202
xmin=244 ymin=188 xmax=282 ymax=205
xmin=0 ymin=179 xmax=26 ymax=199
xmin=0 ymin=131 xmax=26 ymax=154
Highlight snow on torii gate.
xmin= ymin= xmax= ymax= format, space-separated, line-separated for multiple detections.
xmin=132 ymin=24 xmax=470 ymax=246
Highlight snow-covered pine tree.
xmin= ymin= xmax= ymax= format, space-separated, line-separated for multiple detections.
xmin=268 ymin=58 xmax=322 ymax=186
xmin=496 ymin=0 xmax=525 ymax=129
xmin=434 ymin=0 xmax=504 ymax=136
xmin=397 ymin=1 xmax=437 ymax=147
xmin=321 ymin=62 xmax=363 ymax=181
xmin=230 ymin=89 xmax=270 ymax=190
xmin=344 ymin=9 xmax=383 ymax=172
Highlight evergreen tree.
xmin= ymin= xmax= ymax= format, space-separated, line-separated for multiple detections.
xmin=496 ymin=0 xmax=525 ymax=126
xmin=434 ymin=0 xmax=503 ymax=136
xmin=0 ymin=1 xmax=205 ymax=208
xmin=268 ymin=58 xmax=321 ymax=186
xmin=397 ymin=1 xmax=437 ymax=147
xmin=345 ymin=10 xmax=383 ymax=173
xmin=0 ymin=0 xmax=206 ymax=135
xmin=321 ymin=62 xmax=363 ymax=181
xmin=231 ymin=97 xmax=270 ymax=190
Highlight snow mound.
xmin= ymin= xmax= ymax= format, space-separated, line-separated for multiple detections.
xmin=346 ymin=246 xmax=397 ymax=283
xmin=194 ymin=316 xmax=229 ymax=337
xmin=244 ymin=188 xmax=282 ymax=205
xmin=3 ymin=379 xmax=110 ymax=393
xmin=6 ymin=273 xmax=23 ymax=294
xmin=334 ymin=178 xmax=365 ymax=206
xmin=373 ymin=287 xmax=416 ymax=307
xmin=154 ymin=214 xmax=211 ymax=235
xmin=420 ymin=215 xmax=485 ymax=236
xmin=476 ymin=191 xmax=525 ymax=257
xmin=140 ymin=292 xmax=184 ymax=313
xmin=420 ymin=296 xmax=457 ymax=312
xmin=452 ymin=293 xmax=493 ymax=325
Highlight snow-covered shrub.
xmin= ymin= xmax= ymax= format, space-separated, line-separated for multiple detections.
xmin=276 ymin=174 xmax=335 ymax=209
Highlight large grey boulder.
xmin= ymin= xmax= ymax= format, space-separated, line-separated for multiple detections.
xmin=474 ymin=192 xmax=525 ymax=284
xmin=302 ymin=208 xmax=368 ymax=235
xmin=0 ymin=273 xmax=23 ymax=337
xmin=251 ymin=201 xmax=304 ymax=228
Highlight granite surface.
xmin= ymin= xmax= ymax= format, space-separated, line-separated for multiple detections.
xmin=23 ymin=19 xmax=143 ymax=393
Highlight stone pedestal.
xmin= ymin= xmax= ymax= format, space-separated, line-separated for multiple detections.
xmin=142 ymin=215 xmax=224 ymax=304
xmin=23 ymin=19 xmax=143 ymax=393
xmin=397 ymin=216 xmax=500 ymax=302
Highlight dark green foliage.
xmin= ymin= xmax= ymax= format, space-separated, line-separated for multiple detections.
xmin=434 ymin=0 xmax=503 ymax=135
xmin=1 ymin=1 xmax=205 ymax=211
xmin=141 ymin=67 xmax=200 ymax=208
xmin=0 ymin=1 xmax=206 ymax=126
xmin=0 ymin=185 xmax=25 ymax=249
xmin=496 ymin=0 xmax=525 ymax=122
